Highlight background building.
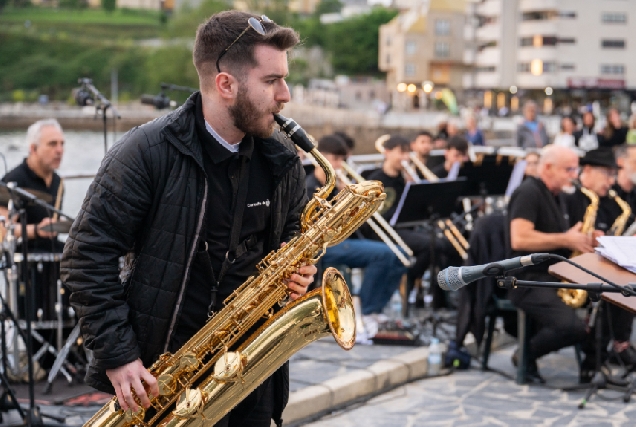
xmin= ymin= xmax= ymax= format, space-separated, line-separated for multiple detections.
xmin=379 ymin=0 xmax=467 ymax=111
xmin=463 ymin=0 xmax=636 ymax=114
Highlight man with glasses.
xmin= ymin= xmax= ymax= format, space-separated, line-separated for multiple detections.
xmin=563 ymin=148 xmax=636 ymax=379
xmin=62 ymin=11 xmax=313 ymax=427
xmin=506 ymin=145 xmax=591 ymax=383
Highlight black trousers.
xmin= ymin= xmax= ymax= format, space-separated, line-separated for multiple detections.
xmin=509 ymin=285 xmax=587 ymax=360
xmin=214 ymin=375 xmax=275 ymax=427
xmin=606 ymin=303 xmax=634 ymax=343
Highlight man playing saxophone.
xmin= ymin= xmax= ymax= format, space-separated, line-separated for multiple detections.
xmin=61 ymin=11 xmax=315 ymax=427
xmin=613 ymin=145 xmax=636 ymax=229
xmin=506 ymin=145 xmax=590 ymax=383
xmin=563 ymin=148 xmax=636 ymax=376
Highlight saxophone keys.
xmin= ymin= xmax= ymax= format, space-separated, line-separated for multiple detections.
xmin=212 ymin=351 xmax=246 ymax=382
xmin=177 ymin=352 xmax=200 ymax=373
xmin=174 ymin=388 xmax=205 ymax=418
xmin=158 ymin=374 xmax=175 ymax=396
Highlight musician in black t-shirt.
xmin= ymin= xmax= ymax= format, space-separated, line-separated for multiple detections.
xmin=506 ymin=145 xmax=590 ymax=383
xmin=368 ymin=136 xmax=460 ymax=308
xmin=563 ymin=148 xmax=636 ymax=371
xmin=430 ymin=135 xmax=469 ymax=179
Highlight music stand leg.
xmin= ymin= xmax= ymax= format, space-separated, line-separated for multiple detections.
xmin=43 ymin=324 xmax=80 ymax=395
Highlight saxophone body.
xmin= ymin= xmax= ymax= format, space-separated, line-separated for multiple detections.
xmin=608 ymin=189 xmax=632 ymax=236
xmin=84 ymin=115 xmax=386 ymax=427
xmin=558 ymin=186 xmax=598 ymax=308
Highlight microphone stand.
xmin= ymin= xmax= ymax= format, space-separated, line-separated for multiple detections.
xmin=496 ymin=275 xmax=636 ymax=408
xmin=76 ymin=78 xmax=121 ymax=155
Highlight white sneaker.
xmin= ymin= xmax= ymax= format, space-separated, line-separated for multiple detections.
xmin=362 ymin=315 xmax=380 ymax=338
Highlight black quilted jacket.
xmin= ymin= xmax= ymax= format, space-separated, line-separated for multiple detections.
xmin=60 ymin=93 xmax=307 ymax=396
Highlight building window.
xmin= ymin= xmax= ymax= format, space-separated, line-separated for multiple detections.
xmin=386 ymin=54 xmax=390 ymax=64
xmin=602 ymin=13 xmax=627 ymax=24
xmin=561 ymin=63 xmax=576 ymax=71
xmin=522 ymin=11 xmax=557 ymax=21
xmin=519 ymin=35 xmax=558 ymax=47
xmin=405 ymin=63 xmax=416 ymax=77
xmin=435 ymin=19 xmax=450 ymax=36
xmin=559 ymin=38 xmax=576 ymax=45
xmin=386 ymin=37 xmax=391 ymax=46
xmin=520 ymin=37 xmax=533 ymax=47
xmin=518 ymin=63 xmax=530 ymax=73
xmin=600 ymin=64 xmax=625 ymax=75
xmin=543 ymin=62 xmax=557 ymax=72
xmin=478 ymin=41 xmax=497 ymax=51
xmin=405 ymin=40 xmax=417 ymax=55
xmin=435 ymin=41 xmax=450 ymax=58
xmin=602 ymin=39 xmax=626 ymax=49
xmin=476 ymin=65 xmax=496 ymax=73
xmin=559 ymin=11 xmax=577 ymax=19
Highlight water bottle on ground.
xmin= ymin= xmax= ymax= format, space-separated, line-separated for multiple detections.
xmin=389 ymin=290 xmax=402 ymax=320
xmin=428 ymin=337 xmax=442 ymax=376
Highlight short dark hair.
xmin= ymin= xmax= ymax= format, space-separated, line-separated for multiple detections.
xmin=318 ymin=135 xmax=348 ymax=156
xmin=446 ymin=135 xmax=469 ymax=154
xmin=383 ymin=135 xmax=410 ymax=151
xmin=615 ymin=144 xmax=636 ymax=159
xmin=416 ymin=130 xmax=433 ymax=139
xmin=333 ymin=131 xmax=355 ymax=151
xmin=193 ymin=11 xmax=300 ymax=86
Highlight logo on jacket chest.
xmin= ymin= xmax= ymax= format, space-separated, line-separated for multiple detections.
xmin=247 ymin=199 xmax=270 ymax=208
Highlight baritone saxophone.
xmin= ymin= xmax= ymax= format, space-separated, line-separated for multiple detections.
xmin=83 ymin=114 xmax=386 ymax=427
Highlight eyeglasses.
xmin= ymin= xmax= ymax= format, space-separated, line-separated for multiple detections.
xmin=215 ymin=15 xmax=273 ymax=73
xmin=562 ymin=166 xmax=580 ymax=174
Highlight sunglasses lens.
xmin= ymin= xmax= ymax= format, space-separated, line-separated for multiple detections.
xmin=261 ymin=15 xmax=273 ymax=24
xmin=248 ymin=17 xmax=266 ymax=35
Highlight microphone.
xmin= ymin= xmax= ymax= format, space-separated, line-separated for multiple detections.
xmin=437 ymin=253 xmax=552 ymax=291
xmin=140 ymin=94 xmax=172 ymax=110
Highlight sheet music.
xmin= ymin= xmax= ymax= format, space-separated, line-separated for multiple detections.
xmin=595 ymin=236 xmax=636 ymax=274
xmin=390 ymin=181 xmax=412 ymax=227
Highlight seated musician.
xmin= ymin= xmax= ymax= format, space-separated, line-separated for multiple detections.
xmin=410 ymin=130 xmax=434 ymax=174
xmin=506 ymin=145 xmax=590 ymax=383
xmin=0 ymin=119 xmax=67 ymax=367
xmin=524 ymin=151 xmax=540 ymax=179
xmin=430 ymin=135 xmax=469 ymax=179
xmin=563 ymin=148 xmax=636 ymax=374
xmin=367 ymin=136 xmax=461 ymax=309
xmin=305 ymin=135 xmax=407 ymax=339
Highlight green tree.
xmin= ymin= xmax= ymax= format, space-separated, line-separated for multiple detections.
xmin=325 ymin=7 xmax=397 ymax=76
xmin=102 ymin=0 xmax=116 ymax=13
xmin=314 ymin=0 xmax=342 ymax=16
xmin=164 ymin=0 xmax=229 ymax=38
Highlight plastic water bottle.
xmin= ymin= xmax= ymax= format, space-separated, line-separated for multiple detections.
xmin=389 ymin=290 xmax=402 ymax=320
xmin=428 ymin=337 xmax=442 ymax=376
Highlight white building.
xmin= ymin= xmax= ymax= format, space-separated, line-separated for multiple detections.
xmin=463 ymin=0 xmax=636 ymax=113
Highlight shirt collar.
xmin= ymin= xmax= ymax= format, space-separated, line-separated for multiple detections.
xmin=22 ymin=158 xmax=47 ymax=186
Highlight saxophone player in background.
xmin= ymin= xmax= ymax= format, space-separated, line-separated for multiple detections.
xmin=61 ymin=11 xmax=315 ymax=427
xmin=506 ymin=145 xmax=591 ymax=384
xmin=563 ymin=148 xmax=636 ymax=377
xmin=613 ymin=145 xmax=636 ymax=227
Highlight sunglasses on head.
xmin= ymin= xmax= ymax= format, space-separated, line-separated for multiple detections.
xmin=215 ymin=15 xmax=273 ymax=73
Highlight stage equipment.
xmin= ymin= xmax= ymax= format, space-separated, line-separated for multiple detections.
xmin=84 ymin=115 xmax=385 ymax=427
xmin=74 ymin=78 xmax=120 ymax=155
xmin=140 ymin=83 xmax=198 ymax=110
xmin=558 ymin=186 xmax=598 ymax=308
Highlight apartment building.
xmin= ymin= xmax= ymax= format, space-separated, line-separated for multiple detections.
xmin=379 ymin=0 xmax=467 ymax=110
xmin=464 ymin=0 xmax=636 ymax=113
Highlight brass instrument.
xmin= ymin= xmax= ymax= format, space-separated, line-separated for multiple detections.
xmin=558 ymin=186 xmax=598 ymax=308
xmin=608 ymin=189 xmax=632 ymax=236
xmin=409 ymin=152 xmax=438 ymax=182
xmin=339 ymin=162 xmax=414 ymax=267
xmin=84 ymin=114 xmax=386 ymax=427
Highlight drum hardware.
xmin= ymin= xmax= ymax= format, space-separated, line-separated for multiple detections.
xmin=0 ymin=181 xmax=76 ymax=426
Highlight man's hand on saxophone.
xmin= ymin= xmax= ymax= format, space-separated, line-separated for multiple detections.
xmin=106 ymin=358 xmax=159 ymax=412
xmin=281 ymin=242 xmax=317 ymax=300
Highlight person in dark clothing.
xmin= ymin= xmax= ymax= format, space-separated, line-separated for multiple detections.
xmin=599 ymin=108 xmax=628 ymax=148
xmin=506 ymin=145 xmax=591 ymax=383
xmin=517 ymin=101 xmax=550 ymax=148
xmin=368 ymin=136 xmax=460 ymax=309
xmin=60 ymin=11 xmax=314 ymax=427
xmin=430 ymin=135 xmax=469 ymax=179
xmin=563 ymin=148 xmax=636 ymax=371
xmin=305 ymin=135 xmax=406 ymax=339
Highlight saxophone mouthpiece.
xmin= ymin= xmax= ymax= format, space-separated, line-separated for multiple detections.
xmin=274 ymin=113 xmax=315 ymax=153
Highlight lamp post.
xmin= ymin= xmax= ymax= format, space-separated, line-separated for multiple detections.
xmin=422 ymin=80 xmax=434 ymax=110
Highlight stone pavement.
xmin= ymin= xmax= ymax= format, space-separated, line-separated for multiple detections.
xmin=3 ymin=324 xmax=635 ymax=426
xmin=304 ymin=346 xmax=636 ymax=427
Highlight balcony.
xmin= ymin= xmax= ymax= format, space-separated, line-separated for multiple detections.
xmin=463 ymin=49 xmax=476 ymax=64
xmin=476 ymin=48 xmax=501 ymax=65
xmin=475 ymin=24 xmax=500 ymax=41
xmin=517 ymin=21 xmax=558 ymax=37
xmin=474 ymin=72 xmax=501 ymax=89
xmin=464 ymin=24 xmax=475 ymax=41
xmin=519 ymin=0 xmax=557 ymax=12
xmin=475 ymin=0 xmax=502 ymax=17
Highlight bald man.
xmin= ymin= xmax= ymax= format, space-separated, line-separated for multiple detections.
xmin=505 ymin=145 xmax=590 ymax=383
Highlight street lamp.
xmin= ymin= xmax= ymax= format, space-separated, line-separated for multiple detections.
xmin=545 ymin=86 xmax=553 ymax=96
xmin=397 ymin=82 xmax=407 ymax=93
xmin=407 ymin=84 xmax=417 ymax=93
xmin=422 ymin=80 xmax=434 ymax=94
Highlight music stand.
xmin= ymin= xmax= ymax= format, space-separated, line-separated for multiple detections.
xmin=391 ymin=179 xmax=467 ymax=335
xmin=458 ymin=154 xmax=516 ymax=200
xmin=549 ymin=253 xmax=636 ymax=407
